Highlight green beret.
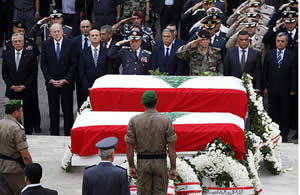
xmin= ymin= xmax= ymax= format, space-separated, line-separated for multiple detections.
xmin=141 ymin=90 xmax=157 ymax=105
xmin=5 ymin=99 xmax=22 ymax=107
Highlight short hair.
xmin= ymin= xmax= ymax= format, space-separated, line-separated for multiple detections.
xmin=5 ymin=104 xmax=22 ymax=114
xmin=276 ymin=32 xmax=288 ymax=41
xmin=25 ymin=163 xmax=43 ymax=184
xmin=99 ymin=148 xmax=114 ymax=160
xmin=89 ymin=29 xmax=100 ymax=36
xmin=162 ymin=28 xmax=174 ymax=36
xmin=238 ymin=31 xmax=249 ymax=37
xmin=100 ymin=25 xmax=113 ymax=34
xmin=131 ymin=26 xmax=141 ymax=32
xmin=50 ymin=23 xmax=63 ymax=32
xmin=11 ymin=33 xmax=24 ymax=42
xmin=143 ymin=99 xmax=157 ymax=108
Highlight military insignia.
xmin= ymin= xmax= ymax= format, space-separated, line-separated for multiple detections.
xmin=289 ymin=14 xmax=293 ymax=18
xmin=23 ymin=134 xmax=27 ymax=141
xmin=18 ymin=23 xmax=22 ymax=28
xmin=26 ymin=45 xmax=33 ymax=50
xmin=53 ymin=10 xmax=57 ymax=14
xmin=141 ymin=56 xmax=148 ymax=62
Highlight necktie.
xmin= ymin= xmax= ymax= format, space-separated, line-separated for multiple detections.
xmin=94 ymin=48 xmax=98 ymax=67
xmin=240 ymin=50 xmax=246 ymax=71
xmin=134 ymin=50 xmax=138 ymax=61
xmin=277 ymin=50 xmax=282 ymax=68
xmin=166 ymin=48 xmax=170 ymax=57
xmin=84 ymin=37 xmax=88 ymax=50
xmin=16 ymin=51 xmax=20 ymax=71
xmin=56 ymin=42 xmax=60 ymax=61
xmin=104 ymin=43 xmax=107 ymax=48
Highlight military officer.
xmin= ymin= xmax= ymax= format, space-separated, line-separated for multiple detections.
xmin=28 ymin=9 xmax=72 ymax=41
xmin=82 ymin=137 xmax=130 ymax=195
xmin=122 ymin=0 xmax=150 ymax=22
xmin=177 ymin=29 xmax=223 ymax=75
xmin=226 ymin=19 xmax=265 ymax=56
xmin=0 ymin=100 xmax=33 ymax=195
xmin=125 ymin=90 xmax=177 ymax=195
xmin=108 ymin=31 xmax=151 ymax=75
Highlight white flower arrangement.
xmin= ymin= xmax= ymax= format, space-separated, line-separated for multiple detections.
xmin=79 ymin=97 xmax=92 ymax=115
xmin=61 ymin=145 xmax=73 ymax=172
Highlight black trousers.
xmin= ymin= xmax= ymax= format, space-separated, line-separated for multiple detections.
xmin=46 ymin=84 xmax=74 ymax=136
xmin=32 ymin=82 xmax=41 ymax=128
xmin=63 ymin=13 xmax=81 ymax=37
xmin=160 ymin=5 xmax=180 ymax=31
xmin=95 ymin=14 xmax=116 ymax=29
xmin=8 ymin=90 xmax=34 ymax=134
xmin=268 ymin=95 xmax=290 ymax=138
xmin=0 ymin=2 xmax=14 ymax=46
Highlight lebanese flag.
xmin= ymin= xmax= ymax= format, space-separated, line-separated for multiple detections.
xmin=89 ymin=75 xmax=248 ymax=120
xmin=70 ymin=112 xmax=246 ymax=160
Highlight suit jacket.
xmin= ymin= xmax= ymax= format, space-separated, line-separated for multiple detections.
xmin=82 ymin=162 xmax=130 ymax=195
xmin=79 ymin=44 xmax=109 ymax=95
xmin=41 ymin=37 xmax=76 ymax=85
xmin=263 ymin=48 xmax=296 ymax=96
xmin=224 ymin=47 xmax=262 ymax=89
xmin=2 ymin=49 xmax=38 ymax=98
xmin=21 ymin=185 xmax=58 ymax=195
xmin=152 ymin=38 xmax=186 ymax=75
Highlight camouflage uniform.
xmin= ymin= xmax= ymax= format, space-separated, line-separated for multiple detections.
xmin=0 ymin=115 xmax=28 ymax=195
xmin=122 ymin=0 xmax=149 ymax=18
xmin=119 ymin=23 xmax=155 ymax=46
xmin=176 ymin=44 xmax=223 ymax=75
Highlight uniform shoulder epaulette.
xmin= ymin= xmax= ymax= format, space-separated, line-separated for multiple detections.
xmin=115 ymin=165 xmax=127 ymax=172
xmin=260 ymin=25 xmax=269 ymax=30
xmin=64 ymin=25 xmax=72 ymax=29
xmin=85 ymin=164 xmax=96 ymax=170
xmin=211 ymin=47 xmax=221 ymax=51
xmin=142 ymin=49 xmax=151 ymax=55
xmin=5 ymin=40 xmax=10 ymax=44
xmin=40 ymin=23 xmax=48 ymax=29
xmin=122 ymin=46 xmax=131 ymax=49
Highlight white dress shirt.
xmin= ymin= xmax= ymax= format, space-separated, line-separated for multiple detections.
xmin=81 ymin=35 xmax=91 ymax=49
xmin=21 ymin=184 xmax=41 ymax=193
xmin=238 ymin=47 xmax=249 ymax=64
xmin=164 ymin=44 xmax=173 ymax=56
xmin=54 ymin=38 xmax=63 ymax=52
xmin=15 ymin=49 xmax=23 ymax=70
xmin=91 ymin=44 xmax=101 ymax=58
xmin=288 ymin=28 xmax=296 ymax=40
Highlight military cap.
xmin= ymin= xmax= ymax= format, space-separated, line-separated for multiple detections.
xmin=248 ymin=0 xmax=261 ymax=6
xmin=49 ymin=9 xmax=63 ymax=18
xmin=284 ymin=12 xmax=297 ymax=22
xmin=128 ymin=30 xmax=142 ymax=40
xmin=241 ymin=18 xmax=258 ymax=27
xmin=5 ymin=99 xmax=22 ymax=110
xmin=247 ymin=8 xmax=261 ymax=17
xmin=197 ymin=29 xmax=211 ymax=39
xmin=132 ymin=10 xmax=142 ymax=18
xmin=13 ymin=21 xmax=26 ymax=29
xmin=207 ymin=7 xmax=223 ymax=15
xmin=202 ymin=20 xmax=216 ymax=30
xmin=96 ymin=137 xmax=118 ymax=150
xmin=281 ymin=6 xmax=298 ymax=13
xmin=208 ymin=15 xmax=222 ymax=23
xmin=203 ymin=0 xmax=216 ymax=3
xmin=288 ymin=0 xmax=298 ymax=3
xmin=141 ymin=90 xmax=157 ymax=105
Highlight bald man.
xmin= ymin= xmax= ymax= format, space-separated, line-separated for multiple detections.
xmin=41 ymin=23 xmax=75 ymax=136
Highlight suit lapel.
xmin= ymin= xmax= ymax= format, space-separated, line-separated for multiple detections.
xmin=234 ymin=47 xmax=242 ymax=73
xmin=11 ymin=50 xmax=18 ymax=73
xmin=17 ymin=50 xmax=26 ymax=72
xmin=49 ymin=39 xmax=57 ymax=63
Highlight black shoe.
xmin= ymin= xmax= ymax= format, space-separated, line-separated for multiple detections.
xmin=291 ymin=133 xmax=298 ymax=140
xmin=282 ymin=137 xmax=288 ymax=143
xmin=33 ymin=127 xmax=42 ymax=133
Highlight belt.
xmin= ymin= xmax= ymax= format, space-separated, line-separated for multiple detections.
xmin=0 ymin=155 xmax=25 ymax=167
xmin=137 ymin=153 xmax=167 ymax=159
xmin=15 ymin=7 xmax=33 ymax=12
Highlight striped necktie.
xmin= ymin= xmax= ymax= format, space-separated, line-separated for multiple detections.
xmin=277 ymin=50 xmax=282 ymax=68
xmin=94 ymin=48 xmax=98 ymax=67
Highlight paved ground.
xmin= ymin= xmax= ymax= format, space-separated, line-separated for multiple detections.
xmin=27 ymin=135 xmax=298 ymax=195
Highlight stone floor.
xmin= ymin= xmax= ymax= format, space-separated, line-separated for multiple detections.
xmin=27 ymin=135 xmax=298 ymax=195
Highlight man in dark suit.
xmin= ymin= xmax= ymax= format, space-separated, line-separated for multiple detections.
xmin=79 ymin=29 xmax=109 ymax=99
xmin=2 ymin=33 xmax=38 ymax=135
xmin=108 ymin=31 xmax=151 ymax=75
xmin=224 ymin=31 xmax=262 ymax=90
xmin=21 ymin=163 xmax=58 ymax=195
xmin=82 ymin=137 xmax=130 ymax=195
xmin=151 ymin=28 xmax=185 ymax=75
xmin=41 ymin=23 xmax=75 ymax=136
xmin=263 ymin=32 xmax=297 ymax=142
xmin=73 ymin=19 xmax=92 ymax=110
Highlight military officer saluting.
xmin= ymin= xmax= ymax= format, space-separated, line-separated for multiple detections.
xmin=0 ymin=100 xmax=33 ymax=195
xmin=82 ymin=137 xmax=130 ymax=195
xmin=28 ymin=9 xmax=72 ymax=41
xmin=3 ymin=21 xmax=40 ymax=58
xmin=177 ymin=29 xmax=223 ymax=75
xmin=108 ymin=30 xmax=151 ymax=75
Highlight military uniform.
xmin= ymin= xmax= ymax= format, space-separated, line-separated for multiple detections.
xmin=122 ymin=0 xmax=149 ymax=18
xmin=227 ymin=20 xmax=269 ymax=37
xmin=108 ymin=45 xmax=151 ymax=75
xmin=0 ymin=114 xmax=28 ymax=195
xmin=125 ymin=109 xmax=177 ymax=195
xmin=29 ymin=23 xmax=72 ymax=41
xmin=226 ymin=32 xmax=265 ymax=52
xmin=119 ymin=24 xmax=155 ymax=46
xmin=176 ymin=44 xmax=223 ymax=75
xmin=13 ymin=0 xmax=36 ymax=33
xmin=4 ymin=37 xmax=40 ymax=57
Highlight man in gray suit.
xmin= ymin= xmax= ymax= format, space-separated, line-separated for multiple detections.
xmin=224 ymin=31 xmax=262 ymax=90
xmin=82 ymin=137 xmax=130 ymax=195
